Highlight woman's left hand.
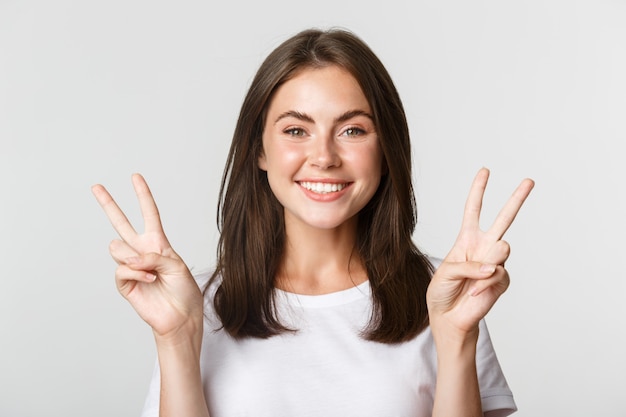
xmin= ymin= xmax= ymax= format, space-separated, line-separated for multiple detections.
xmin=426 ymin=168 xmax=534 ymax=337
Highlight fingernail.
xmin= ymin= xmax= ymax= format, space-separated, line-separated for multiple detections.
xmin=468 ymin=286 xmax=480 ymax=296
xmin=146 ymin=273 xmax=157 ymax=282
xmin=480 ymin=264 xmax=496 ymax=273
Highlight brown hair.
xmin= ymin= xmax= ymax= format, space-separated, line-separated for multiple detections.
xmin=210 ymin=28 xmax=433 ymax=343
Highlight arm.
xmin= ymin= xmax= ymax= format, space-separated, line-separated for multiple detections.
xmin=92 ymin=174 xmax=210 ymax=417
xmin=427 ymin=168 xmax=534 ymax=416
xmin=155 ymin=329 xmax=209 ymax=417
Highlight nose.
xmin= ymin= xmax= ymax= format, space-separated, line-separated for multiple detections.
xmin=309 ymin=135 xmax=341 ymax=169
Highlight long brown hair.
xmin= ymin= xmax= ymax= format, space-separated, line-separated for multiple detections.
xmin=210 ymin=28 xmax=433 ymax=343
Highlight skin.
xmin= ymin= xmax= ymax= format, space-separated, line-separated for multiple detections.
xmin=92 ymin=66 xmax=534 ymax=416
xmin=258 ymin=66 xmax=382 ymax=294
xmin=428 ymin=168 xmax=534 ymax=416
xmin=91 ymin=175 xmax=208 ymax=417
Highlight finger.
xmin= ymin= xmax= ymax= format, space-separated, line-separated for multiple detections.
xmin=481 ymin=240 xmax=511 ymax=267
xmin=460 ymin=168 xmax=490 ymax=232
xmin=115 ymin=264 xmax=158 ymax=288
xmin=125 ymin=252 xmax=188 ymax=278
xmin=109 ymin=239 xmax=140 ymax=264
xmin=131 ymin=174 xmax=165 ymax=235
xmin=468 ymin=266 xmax=510 ymax=297
xmin=92 ymin=184 xmax=139 ymax=242
xmin=436 ymin=259 xmax=499 ymax=282
xmin=486 ymin=178 xmax=535 ymax=241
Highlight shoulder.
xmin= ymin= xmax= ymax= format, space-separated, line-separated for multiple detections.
xmin=189 ymin=267 xmax=223 ymax=327
xmin=190 ymin=267 xmax=215 ymax=291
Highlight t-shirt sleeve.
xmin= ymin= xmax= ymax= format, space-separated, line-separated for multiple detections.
xmin=139 ymin=360 xmax=160 ymax=417
xmin=476 ymin=320 xmax=517 ymax=416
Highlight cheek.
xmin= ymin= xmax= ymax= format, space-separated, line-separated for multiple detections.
xmin=265 ymin=145 xmax=303 ymax=172
xmin=350 ymin=146 xmax=383 ymax=176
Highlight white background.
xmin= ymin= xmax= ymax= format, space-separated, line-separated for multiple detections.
xmin=1 ymin=0 xmax=625 ymax=416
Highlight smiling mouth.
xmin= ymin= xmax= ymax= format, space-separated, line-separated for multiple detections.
xmin=299 ymin=181 xmax=349 ymax=194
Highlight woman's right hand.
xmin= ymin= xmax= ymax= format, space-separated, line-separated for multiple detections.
xmin=92 ymin=174 xmax=204 ymax=344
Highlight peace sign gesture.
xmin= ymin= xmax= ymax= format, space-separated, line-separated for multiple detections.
xmin=426 ymin=168 xmax=535 ymax=336
xmin=92 ymin=174 xmax=203 ymax=342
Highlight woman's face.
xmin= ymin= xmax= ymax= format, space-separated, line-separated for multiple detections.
xmin=259 ymin=65 xmax=383 ymax=232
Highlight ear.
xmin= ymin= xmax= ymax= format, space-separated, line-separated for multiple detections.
xmin=258 ymin=149 xmax=268 ymax=171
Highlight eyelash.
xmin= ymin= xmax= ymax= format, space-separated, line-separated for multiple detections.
xmin=283 ymin=126 xmax=367 ymax=137
xmin=284 ymin=127 xmax=306 ymax=137
xmin=342 ymin=127 xmax=366 ymax=137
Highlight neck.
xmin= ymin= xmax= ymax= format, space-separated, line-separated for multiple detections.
xmin=276 ymin=216 xmax=368 ymax=295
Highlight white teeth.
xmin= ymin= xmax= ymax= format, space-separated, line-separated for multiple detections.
xmin=300 ymin=181 xmax=347 ymax=194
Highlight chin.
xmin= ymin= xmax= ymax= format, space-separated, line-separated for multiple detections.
xmin=301 ymin=214 xmax=358 ymax=231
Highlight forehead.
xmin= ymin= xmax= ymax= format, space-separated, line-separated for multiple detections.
xmin=266 ymin=65 xmax=371 ymax=117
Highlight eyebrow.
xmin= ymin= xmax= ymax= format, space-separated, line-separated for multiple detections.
xmin=273 ymin=109 xmax=374 ymax=125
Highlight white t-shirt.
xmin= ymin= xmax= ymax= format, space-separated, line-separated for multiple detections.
xmin=141 ymin=268 xmax=517 ymax=417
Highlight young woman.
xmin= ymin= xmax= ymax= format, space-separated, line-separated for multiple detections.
xmin=92 ymin=28 xmax=534 ymax=417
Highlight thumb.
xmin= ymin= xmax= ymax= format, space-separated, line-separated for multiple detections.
xmin=436 ymin=260 xmax=498 ymax=282
xmin=125 ymin=252 xmax=189 ymax=277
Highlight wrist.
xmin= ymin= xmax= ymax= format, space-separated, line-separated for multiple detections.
xmin=154 ymin=318 xmax=203 ymax=356
xmin=429 ymin=316 xmax=479 ymax=356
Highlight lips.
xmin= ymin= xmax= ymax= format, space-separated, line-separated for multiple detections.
xmin=298 ymin=181 xmax=349 ymax=194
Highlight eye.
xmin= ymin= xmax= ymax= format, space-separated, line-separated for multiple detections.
xmin=284 ymin=127 xmax=306 ymax=137
xmin=342 ymin=127 xmax=366 ymax=137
